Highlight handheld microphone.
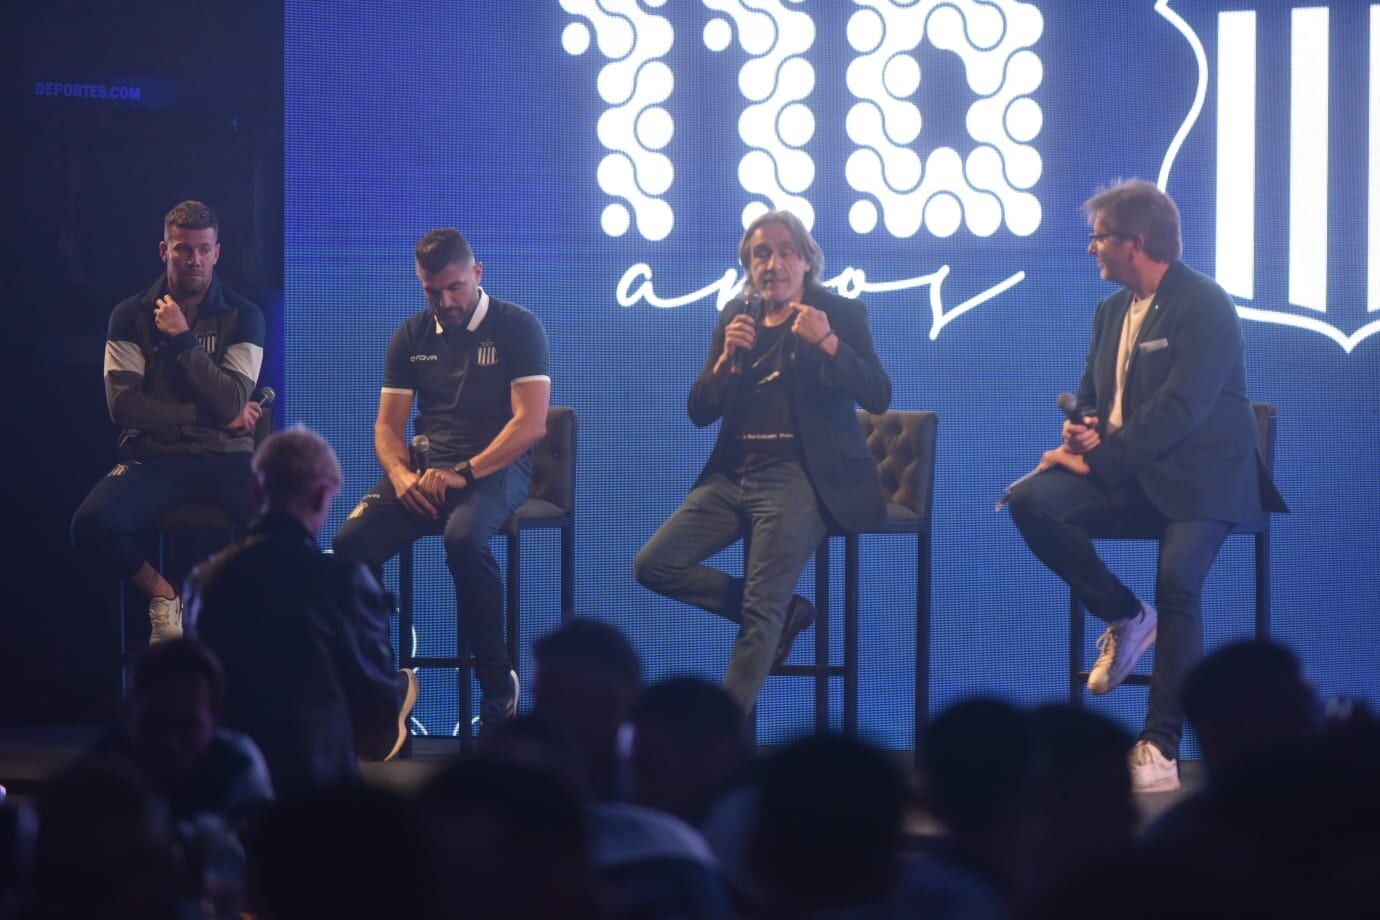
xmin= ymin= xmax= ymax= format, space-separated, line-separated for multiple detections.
xmin=252 ymin=386 xmax=276 ymax=407
xmin=996 ymin=393 xmax=1091 ymax=512
xmin=730 ymin=286 xmax=765 ymax=376
xmin=410 ymin=434 xmax=431 ymax=472
xmin=1056 ymin=392 xmax=1093 ymax=426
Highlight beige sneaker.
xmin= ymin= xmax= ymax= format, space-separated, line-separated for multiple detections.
xmin=1129 ymin=740 xmax=1180 ymax=793
xmin=384 ymin=668 xmax=419 ymax=762
xmin=1088 ymin=601 xmax=1157 ymax=694
xmin=148 ymin=595 xmax=183 ymax=645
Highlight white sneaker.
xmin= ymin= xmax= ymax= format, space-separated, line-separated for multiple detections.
xmin=1129 ymin=740 xmax=1180 ymax=793
xmin=384 ymin=668 xmax=419 ymax=762
xmin=148 ymin=595 xmax=183 ymax=645
xmin=1087 ymin=601 xmax=1157 ymax=695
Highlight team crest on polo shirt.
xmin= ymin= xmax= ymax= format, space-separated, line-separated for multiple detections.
xmin=476 ymin=340 xmax=498 ymax=367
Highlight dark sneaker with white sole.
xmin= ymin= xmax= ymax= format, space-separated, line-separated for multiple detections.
xmin=475 ymin=668 xmax=520 ymax=739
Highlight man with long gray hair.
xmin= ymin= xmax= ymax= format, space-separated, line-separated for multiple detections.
xmin=635 ymin=210 xmax=891 ymax=712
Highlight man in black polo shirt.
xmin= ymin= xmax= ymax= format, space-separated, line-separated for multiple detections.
xmin=334 ymin=228 xmax=550 ymax=732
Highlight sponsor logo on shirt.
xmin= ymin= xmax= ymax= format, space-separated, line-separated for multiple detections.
xmin=410 ymin=354 xmax=439 ymax=362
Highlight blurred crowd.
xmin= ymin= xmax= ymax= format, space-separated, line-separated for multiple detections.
xmin=1 ymin=625 xmax=1375 ymax=920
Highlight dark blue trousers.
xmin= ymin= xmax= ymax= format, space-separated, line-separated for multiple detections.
xmin=1009 ymin=469 xmax=1230 ymax=760
xmin=71 ymin=452 xmax=255 ymax=579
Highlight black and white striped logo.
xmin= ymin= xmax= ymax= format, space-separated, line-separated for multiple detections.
xmin=1167 ymin=2 xmax=1380 ymax=353
xmin=476 ymin=340 xmax=498 ymax=367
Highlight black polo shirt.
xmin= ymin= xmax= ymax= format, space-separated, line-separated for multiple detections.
xmin=382 ymin=289 xmax=550 ymax=464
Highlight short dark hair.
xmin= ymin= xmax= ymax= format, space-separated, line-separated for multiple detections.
xmin=628 ymin=677 xmax=744 ymax=751
xmin=415 ymin=228 xmax=474 ymax=274
xmin=925 ymin=697 xmax=1036 ymax=832
xmin=163 ymin=200 xmax=219 ymax=239
xmin=754 ymin=735 xmax=905 ymax=908
xmin=533 ymin=619 xmax=642 ymax=692
xmin=130 ymin=638 xmax=226 ymax=710
xmin=1182 ymin=640 xmax=1312 ymax=726
xmin=1082 ymin=179 xmax=1182 ymax=262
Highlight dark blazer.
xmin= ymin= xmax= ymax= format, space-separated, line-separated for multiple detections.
xmin=184 ymin=513 xmax=402 ymax=798
xmin=687 ymin=286 xmax=892 ymax=533
xmin=1080 ymin=260 xmax=1288 ymax=524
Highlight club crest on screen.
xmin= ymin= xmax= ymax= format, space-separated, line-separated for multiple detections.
xmin=1158 ymin=0 xmax=1379 ymax=353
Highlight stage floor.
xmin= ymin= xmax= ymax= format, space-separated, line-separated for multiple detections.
xmin=0 ymin=725 xmax=1197 ymax=842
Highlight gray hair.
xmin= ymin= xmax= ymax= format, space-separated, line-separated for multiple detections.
xmin=252 ymin=426 xmax=341 ymax=502
xmin=738 ymin=210 xmax=825 ymax=289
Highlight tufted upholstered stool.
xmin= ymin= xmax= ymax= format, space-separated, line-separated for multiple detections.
xmin=770 ymin=409 xmax=937 ymax=768
xmin=396 ymin=406 xmax=576 ymax=751
xmin=1068 ymin=403 xmax=1277 ymax=704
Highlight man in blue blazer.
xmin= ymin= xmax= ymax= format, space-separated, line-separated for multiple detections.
xmin=635 ymin=210 xmax=892 ymax=711
xmin=1010 ymin=180 xmax=1287 ymax=793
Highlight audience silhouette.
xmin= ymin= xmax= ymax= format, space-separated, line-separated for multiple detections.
xmin=8 ymin=621 xmax=1377 ymax=920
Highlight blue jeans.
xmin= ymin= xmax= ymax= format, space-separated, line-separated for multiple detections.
xmin=634 ymin=460 xmax=827 ymax=710
xmin=333 ymin=456 xmax=531 ymax=698
xmin=1009 ymin=469 xmax=1231 ymax=760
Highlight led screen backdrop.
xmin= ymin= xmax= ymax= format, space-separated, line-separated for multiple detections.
xmin=286 ymin=1 xmax=1380 ymax=749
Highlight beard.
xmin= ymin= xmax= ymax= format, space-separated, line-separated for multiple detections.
xmin=170 ymin=269 xmax=211 ymax=299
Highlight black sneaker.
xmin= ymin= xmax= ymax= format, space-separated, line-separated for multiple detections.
xmin=383 ymin=668 xmax=418 ymax=762
xmin=475 ymin=668 xmax=520 ymax=736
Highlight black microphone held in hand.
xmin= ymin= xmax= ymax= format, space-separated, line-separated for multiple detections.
xmin=1056 ymin=391 xmax=1093 ymax=426
xmin=995 ymin=392 xmax=1092 ymax=512
xmin=729 ymin=287 xmax=765 ymax=376
xmin=410 ymin=434 xmax=430 ymax=472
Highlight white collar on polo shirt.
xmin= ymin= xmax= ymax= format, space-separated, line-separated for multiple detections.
xmin=434 ymin=288 xmax=490 ymax=334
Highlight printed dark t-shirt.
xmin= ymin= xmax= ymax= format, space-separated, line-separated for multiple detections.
xmin=727 ymin=314 xmax=800 ymax=473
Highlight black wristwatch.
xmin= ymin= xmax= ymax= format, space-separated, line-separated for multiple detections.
xmin=451 ymin=459 xmax=477 ymax=486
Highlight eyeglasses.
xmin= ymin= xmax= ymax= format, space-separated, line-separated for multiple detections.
xmin=1087 ymin=232 xmax=1123 ymax=246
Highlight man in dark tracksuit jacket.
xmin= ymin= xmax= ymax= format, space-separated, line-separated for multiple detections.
xmin=71 ymin=201 xmax=265 ymax=645
xmin=635 ymin=210 xmax=891 ymax=711
xmin=184 ymin=428 xmax=414 ymax=796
